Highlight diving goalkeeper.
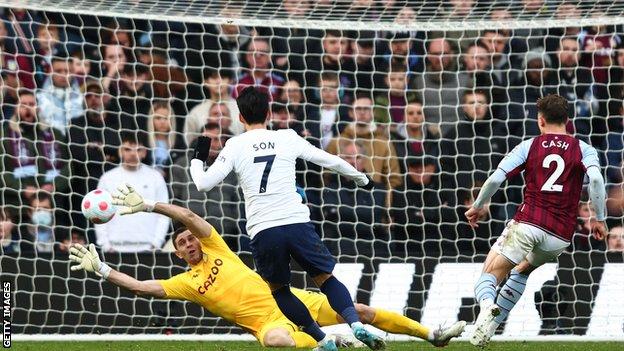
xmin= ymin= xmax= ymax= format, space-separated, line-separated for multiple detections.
xmin=69 ymin=185 xmax=465 ymax=348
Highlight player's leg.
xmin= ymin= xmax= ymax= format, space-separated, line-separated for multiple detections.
xmin=493 ymin=260 xmax=536 ymax=328
xmin=471 ymin=221 xmax=535 ymax=347
xmin=312 ymin=295 xmax=464 ymax=347
xmin=250 ymin=226 xmax=335 ymax=350
xmin=493 ymin=232 xmax=568 ymax=328
xmin=261 ymin=327 xmax=318 ymax=348
xmin=290 ymin=223 xmax=385 ymax=350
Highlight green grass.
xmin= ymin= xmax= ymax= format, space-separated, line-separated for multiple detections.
xmin=8 ymin=341 xmax=623 ymax=351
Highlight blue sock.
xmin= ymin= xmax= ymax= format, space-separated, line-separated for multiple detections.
xmin=474 ymin=273 xmax=498 ymax=305
xmin=272 ymin=285 xmax=326 ymax=341
xmin=320 ymin=276 xmax=360 ymax=325
xmin=495 ymin=269 xmax=528 ymax=324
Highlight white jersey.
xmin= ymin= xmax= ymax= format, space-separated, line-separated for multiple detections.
xmin=190 ymin=128 xmax=369 ymax=238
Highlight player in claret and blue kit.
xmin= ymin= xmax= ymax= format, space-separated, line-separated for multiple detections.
xmin=190 ymin=87 xmax=384 ymax=351
xmin=464 ymin=94 xmax=608 ymax=347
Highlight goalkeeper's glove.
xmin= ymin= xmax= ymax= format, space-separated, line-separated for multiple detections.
xmin=193 ymin=136 xmax=211 ymax=163
xmin=69 ymin=243 xmax=112 ymax=279
xmin=112 ymin=183 xmax=156 ymax=214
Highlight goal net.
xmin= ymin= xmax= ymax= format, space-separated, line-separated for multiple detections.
xmin=1 ymin=0 xmax=623 ymax=342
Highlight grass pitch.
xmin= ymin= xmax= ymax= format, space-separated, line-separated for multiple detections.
xmin=8 ymin=341 xmax=623 ymax=351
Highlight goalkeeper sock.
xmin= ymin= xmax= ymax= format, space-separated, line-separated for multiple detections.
xmin=494 ymin=269 xmax=528 ymax=325
xmin=272 ymin=285 xmax=326 ymax=342
xmin=371 ymin=308 xmax=430 ymax=340
xmin=475 ymin=273 xmax=498 ymax=307
xmin=290 ymin=331 xmax=318 ymax=348
xmin=320 ymin=276 xmax=360 ymax=325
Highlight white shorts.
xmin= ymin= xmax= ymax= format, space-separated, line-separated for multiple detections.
xmin=492 ymin=220 xmax=569 ymax=266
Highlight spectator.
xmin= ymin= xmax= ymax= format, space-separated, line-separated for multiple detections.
xmin=33 ymin=22 xmax=60 ymax=87
xmin=414 ymin=37 xmax=469 ymax=136
xmin=305 ymin=72 xmax=351 ymax=149
xmin=185 ymin=69 xmax=242 ymax=144
xmin=607 ymin=226 xmax=624 ymax=252
xmin=0 ymin=89 xmax=69 ymax=207
xmin=544 ymin=3 xmax=583 ymax=54
xmin=233 ymin=37 xmax=285 ymax=100
xmin=606 ymin=43 xmax=624 ymax=128
xmin=170 ymin=123 xmax=241 ymax=241
xmin=147 ymin=100 xmax=186 ymax=180
xmin=571 ymin=200 xmax=607 ymax=251
xmin=200 ymin=7 xmax=253 ymax=76
xmin=374 ymin=63 xmax=419 ymax=132
xmin=0 ymin=207 xmax=19 ymax=254
xmin=20 ymin=191 xmax=56 ymax=253
xmin=479 ymin=30 xmax=512 ymax=87
xmin=316 ymin=139 xmax=385 ymax=256
xmin=67 ymin=82 xmax=121 ymax=228
xmin=554 ymin=37 xmax=598 ymax=141
xmin=4 ymin=9 xmax=40 ymax=55
xmin=391 ymin=100 xmax=440 ymax=174
xmin=462 ymin=42 xmax=506 ymax=118
xmin=269 ymin=103 xmax=307 ymax=137
xmin=507 ymin=49 xmax=557 ymax=142
xmin=279 ymin=79 xmax=305 ymax=118
xmin=606 ymin=185 xmax=624 ymax=228
xmin=110 ymin=64 xmax=153 ymax=132
xmin=36 ymin=54 xmax=85 ymax=134
xmin=326 ymin=94 xmax=402 ymax=208
xmin=305 ymin=30 xmax=355 ymax=97
xmin=70 ymin=50 xmax=92 ymax=90
xmin=440 ymin=90 xmax=506 ymax=193
xmin=392 ymin=156 xmax=443 ymax=228
xmin=57 ymin=228 xmax=87 ymax=254
xmin=68 ymin=82 xmax=120 ymax=188
xmin=100 ymin=44 xmax=128 ymax=95
xmin=95 ymin=132 xmax=170 ymax=252
xmin=580 ymin=19 xmax=622 ymax=86
xmin=606 ymin=102 xmax=624 ymax=183
xmin=0 ymin=66 xmax=21 ymax=120
xmin=0 ymin=19 xmax=35 ymax=90
xmin=381 ymin=31 xmax=423 ymax=84
xmin=350 ymin=31 xmax=383 ymax=93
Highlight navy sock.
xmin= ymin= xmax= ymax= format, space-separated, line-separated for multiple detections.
xmin=272 ymin=285 xmax=326 ymax=342
xmin=320 ymin=276 xmax=360 ymax=325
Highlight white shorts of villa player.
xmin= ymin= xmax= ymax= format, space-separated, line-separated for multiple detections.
xmin=492 ymin=220 xmax=570 ymax=267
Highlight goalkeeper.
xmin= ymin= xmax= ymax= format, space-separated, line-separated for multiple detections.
xmin=69 ymin=185 xmax=465 ymax=348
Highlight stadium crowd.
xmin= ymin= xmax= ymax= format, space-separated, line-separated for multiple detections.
xmin=0 ymin=1 xmax=623 ymax=259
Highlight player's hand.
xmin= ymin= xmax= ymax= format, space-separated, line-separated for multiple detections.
xmin=69 ymin=243 xmax=105 ymax=277
xmin=193 ymin=136 xmax=211 ymax=163
xmin=591 ymin=220 xmax=608 ymax=241
xmin=465 ymin=206 xmax=485 ymax=228
xmin=360 ymin=175 xmax=374 ymax=190
xmin=112 ymin=184 xmax=147 ymax=215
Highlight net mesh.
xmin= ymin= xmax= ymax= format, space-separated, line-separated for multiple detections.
xmin=0 ymin=0 xmax=623 ymax=340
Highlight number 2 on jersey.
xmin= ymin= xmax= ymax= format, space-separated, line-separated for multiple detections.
xmin=253 ymin=154 xmax=276 ymax=193
xmin=541 ymin=154 xmax=564 ymax=192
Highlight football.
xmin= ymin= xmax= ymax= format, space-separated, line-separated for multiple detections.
xmin=81 ymin=189 xmax=117 ymax=224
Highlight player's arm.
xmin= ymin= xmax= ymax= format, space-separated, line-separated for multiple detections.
xmin=69 ymin=243 xmax=166 ymax=298
xmin=465 ymin=139 xmax=531 ymax=227
xmin=189 ymin=136 xmax=234 ymax=192
xmin=582 ymin=143 xmax=608 ymax=240
xmin=296 ymin=133 xmax=373 ymax=189
xmin=112 ymin=184 xmax=212 ymax=239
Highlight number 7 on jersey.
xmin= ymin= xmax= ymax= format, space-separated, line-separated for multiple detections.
xmin=254 ymin=155 xmax=276 ymax=193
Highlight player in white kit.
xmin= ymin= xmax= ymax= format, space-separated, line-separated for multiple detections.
xmin=190 ymin=87 xmax=384 ymax=351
